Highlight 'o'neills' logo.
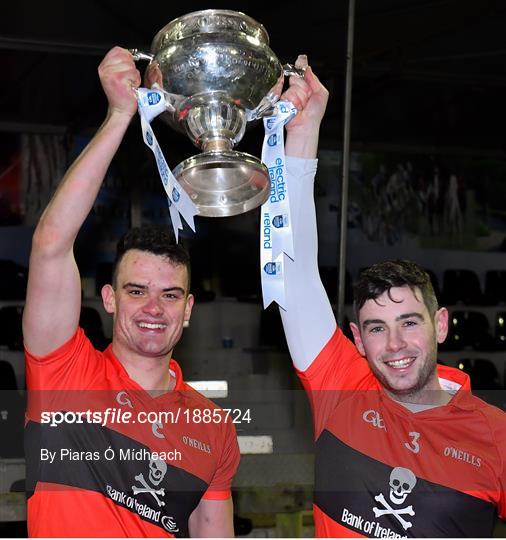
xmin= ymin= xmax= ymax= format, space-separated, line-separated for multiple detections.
xmin=182 ymin=435 xmax=211 ymax=454
xmin=443 ymin=446 xmax=481 ymax=467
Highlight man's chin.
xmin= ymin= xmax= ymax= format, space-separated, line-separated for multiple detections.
xmin=383 ymin=376 xmax=421 ymax=397
xmin=136 ymin=344 xmax=171 ymax=358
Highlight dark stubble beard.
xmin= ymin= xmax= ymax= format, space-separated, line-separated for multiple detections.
xmin=370 ymin=334 xmax=440 ymax=404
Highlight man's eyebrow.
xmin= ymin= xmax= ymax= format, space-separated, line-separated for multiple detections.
xmin=362 ymin=318 xmax=385 ymax=329
xmin=362 ymin=312 xmax=425 ymax=329
xmin=123 ymin=282 xmax=186 ymax=294
xmin=123 ymin=282 xmax=147 ymax=289
xmin=162 ymin=286 xmax=186 ymax=294
xmin=396 ymin=312 xmax=425 ymax=322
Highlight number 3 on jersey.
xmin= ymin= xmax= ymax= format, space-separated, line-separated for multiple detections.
xmin=404 ymin=431 xmax=420 ymax=453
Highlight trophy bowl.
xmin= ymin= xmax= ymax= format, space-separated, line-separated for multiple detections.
xmin=135 ymin=9 xmax=293 ymax=217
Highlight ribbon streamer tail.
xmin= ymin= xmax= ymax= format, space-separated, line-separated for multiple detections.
xmin=175 ymin=190 xmax=198 ymax=232
xmin=168 ymin=201 xmax=182 ymax=242
xmin=261 ymin=288 xmax=286 ymax=311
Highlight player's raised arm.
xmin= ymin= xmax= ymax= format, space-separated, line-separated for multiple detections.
xmin=279 ymin=57 xmax=336 ymax=371
xmin=23 ymin=47 xmax=139 ymax=356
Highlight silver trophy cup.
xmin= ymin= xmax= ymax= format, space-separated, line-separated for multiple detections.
xmin=131 ymin=9 xmax=303 ymax=217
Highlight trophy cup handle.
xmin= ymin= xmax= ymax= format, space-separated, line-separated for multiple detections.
xmin=282 ymin=64 xmax=306 ymax=78
xmin=247 ymin=64 xmax=305 ymax=120
xmin=129 ymin=49 xmax=184 ymax=115
xmin=246 ymin=91 xmax=278 ymax=121
xmin=129 ymin=49 xmax=155 ymax=62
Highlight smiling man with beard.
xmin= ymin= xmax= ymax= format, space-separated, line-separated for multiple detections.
xmin=349 ymin=262 xmax=447 ymax=405
xmin=279 ymin=56 xmax=506 ymax=537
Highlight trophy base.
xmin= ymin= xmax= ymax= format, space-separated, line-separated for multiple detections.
xmin=173 ymin=151 xmax=270 ymax=217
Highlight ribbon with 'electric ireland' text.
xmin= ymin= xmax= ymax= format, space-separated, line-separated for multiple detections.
xmin=260 ymin=101 xmax=298 ymax=309
xmin=135 ymin=87 xmax=198 ymax=241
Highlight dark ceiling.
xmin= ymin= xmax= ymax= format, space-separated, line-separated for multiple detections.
xmin=2 ymin=0 xmax=506 ymax=156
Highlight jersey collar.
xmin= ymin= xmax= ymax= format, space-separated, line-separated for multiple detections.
xmin=379 ymin=363 xmax=476 ymax=414
xmin=103 ymin=344 xmax=185 ymax=393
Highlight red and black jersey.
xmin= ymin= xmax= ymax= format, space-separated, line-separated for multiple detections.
xmin=297 ymin=328 xmax=506 ymax=538
xmin=25 ymin=328 xmax=240 ymax=537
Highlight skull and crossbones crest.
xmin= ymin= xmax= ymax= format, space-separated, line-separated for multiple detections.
xmin=132 ymin=458 xmax=167 ymax=507
xmin=372 ymin=467 xmax=417 ymax=530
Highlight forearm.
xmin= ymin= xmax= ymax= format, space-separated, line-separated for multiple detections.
xmin=24 ymin=110 xmax=133 ymax=355
xmin=285 ymin=125 xmax=320 ymax=160
xmin=33 ymin=110 xmax=132 ymax=256
xmin=280 ymin=157 xmax=336 ymax=371
xmin=24 ymin=47 xmax=139 ymax=356
xmin=188 ymin=497 xmax=234 ymax=537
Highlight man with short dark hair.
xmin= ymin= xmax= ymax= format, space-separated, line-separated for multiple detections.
xmin=113 ymin=225 xmax=192 ymax=290
xmin=280 ymin=58 xmax=506 ymax=537
xmin=23 ymin=47 xmax=239 ymax=537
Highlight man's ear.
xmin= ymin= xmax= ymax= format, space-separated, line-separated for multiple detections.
xmin=184 ymin=294 xmax=194 ymax=325
xmin=101 ymin=284 xmax=116 ymax=315
xmin=435 ymin=307 xmax=449 ymax=343
xmin=349 ymin=321 xmax=366 ymax=356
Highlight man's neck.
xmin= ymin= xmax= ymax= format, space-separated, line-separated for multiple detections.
xmin=112 ymin=343 xmax=174 ymax=396
xmin=394 ymin=396 xmax=451 ymax=412
xmin=386 ymin=386 xmax=453 ymax=410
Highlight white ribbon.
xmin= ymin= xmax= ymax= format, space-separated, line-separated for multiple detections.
xmin=135 ymin=88 xmax=198 ymax=241
xmin=260 ymin=101 xmax=298 ymax=309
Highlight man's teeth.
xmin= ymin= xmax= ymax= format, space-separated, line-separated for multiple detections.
xmin=139 ymin=322 xmax=166 ymax=329
xmin=386 ymin=357 xmax=415 ymax=368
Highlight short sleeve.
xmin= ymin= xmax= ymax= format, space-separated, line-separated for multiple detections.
xmin=25 ymin=327 xmax=101 ymax=391
xmin=495 ymin=420 xmax=506 ymax=519
xmin=202 ymin=418 xmax=240 ymax=500
xmin=296 ymin=327 xmax=372 ymax=438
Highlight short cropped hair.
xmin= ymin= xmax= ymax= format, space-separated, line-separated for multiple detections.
xmin=113 ymin=225 xmax=191 ymax=291
xmin=353 ymin=260 xmax=438 ymax=320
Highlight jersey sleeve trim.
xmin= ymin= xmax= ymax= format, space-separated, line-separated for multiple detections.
xmin=201 ymin=489 xmax=231 ymax=501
